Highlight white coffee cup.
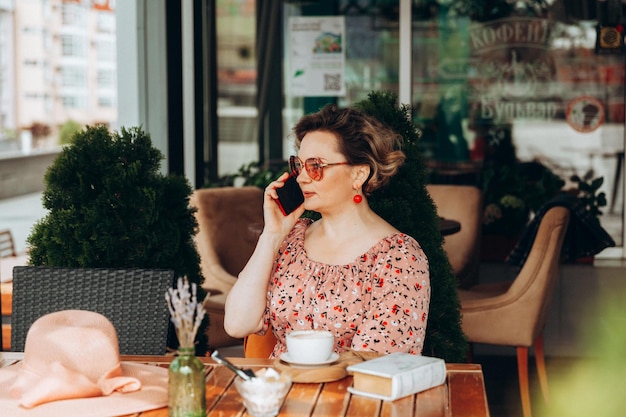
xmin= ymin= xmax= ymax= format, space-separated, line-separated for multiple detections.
xmin=285 ymin=330 xmax=334 ymax=364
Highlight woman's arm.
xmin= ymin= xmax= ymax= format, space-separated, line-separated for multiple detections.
xmin=224 ymin=173 xmax=305 ymax=338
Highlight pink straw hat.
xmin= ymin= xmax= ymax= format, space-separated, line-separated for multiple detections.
xmin=0 ymin=310 xmax=168 ymax=417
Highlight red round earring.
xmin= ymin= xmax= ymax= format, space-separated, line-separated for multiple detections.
xmin=353 ymin=194 xmax=363 ymax=204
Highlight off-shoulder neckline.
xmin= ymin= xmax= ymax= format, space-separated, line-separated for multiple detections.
xmin=293 ymin=218 xmax=409 ymax=267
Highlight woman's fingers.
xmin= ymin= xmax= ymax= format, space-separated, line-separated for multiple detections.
xmin=264 ymin=172 xmax=290 ymax=200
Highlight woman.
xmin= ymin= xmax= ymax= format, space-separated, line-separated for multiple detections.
xmin=224 ymin=104 xmax=430 ymax=357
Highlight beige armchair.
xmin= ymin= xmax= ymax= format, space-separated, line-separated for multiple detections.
xmin=426 ymin=184 xmax=483 ymax=288
xmin=190 ymin=186 xmax=264 ymax=349
xmin=457 ymin=206 xmax=570 ymax=417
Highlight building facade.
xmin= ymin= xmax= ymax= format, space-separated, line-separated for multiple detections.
xmin=1 ymin=0 xmax=116 ymax=150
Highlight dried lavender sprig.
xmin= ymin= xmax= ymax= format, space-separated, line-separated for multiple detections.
xmin=167 ymin=278 xmax=204 ymax=347
xmin=166 ymin=283 xmax=204 ymax=347
xmin=165 ymin=277 xmax=206 ymax=349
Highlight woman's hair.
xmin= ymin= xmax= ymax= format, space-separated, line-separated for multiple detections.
xmin=292 ymin=104 xmax=405 ymax=194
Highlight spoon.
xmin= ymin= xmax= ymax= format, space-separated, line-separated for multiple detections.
xmin=211 ymin=350 xmax=256 ymax=381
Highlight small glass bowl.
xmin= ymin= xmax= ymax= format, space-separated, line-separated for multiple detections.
xmin=233 ymin=369 xmax=292 ymax=417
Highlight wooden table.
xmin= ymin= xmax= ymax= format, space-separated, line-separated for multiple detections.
xmin=0 ymin=352 xmax=490 ymax=417
xmin=0 ymin=255 xmax=28 ymax=351
xmin=0 ymin=281 xmax=10 ymax=350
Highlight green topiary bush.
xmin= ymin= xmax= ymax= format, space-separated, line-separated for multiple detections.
xmin=27 ymin=125 xmax=207 ymax=353
xmin=355 ymin=90 xmax=468 ymax=362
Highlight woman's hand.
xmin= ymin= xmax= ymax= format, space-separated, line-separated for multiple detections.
xmin=262 ymin=172 xmax=305 ymax=238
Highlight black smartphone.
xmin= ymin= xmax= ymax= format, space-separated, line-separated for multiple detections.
xmin=275 ymin=175 xmax=304 ymax=216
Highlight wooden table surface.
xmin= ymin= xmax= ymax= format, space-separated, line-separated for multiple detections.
xmin=0 ymin=255 xmax=26 ymax=351
xmin=0 ymin=352 xmax=490 ymax=417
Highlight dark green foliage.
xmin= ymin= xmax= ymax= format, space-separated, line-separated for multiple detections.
xmin=206 ymin=161 xmax=288 ymax=188
xmin=355 ymin=91 xmax=468 ymax=362
xmin=570 ymin=170 xmax=607 ymax=217
xmin=418 ymin=0 xmax=550 ymax=21
xmin=27 ymin=125 xmax=207 ymax=353
xmin=481 ymin=123 xmax=565 ymax=237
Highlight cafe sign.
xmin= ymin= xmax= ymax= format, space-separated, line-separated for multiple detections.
xmin=288 ymin=16 xmax=346 ymax=97
xmin=468 ymin=17 xmax=559 ymax=123
xmin=566 ymin=96 xmax=605 ymax=133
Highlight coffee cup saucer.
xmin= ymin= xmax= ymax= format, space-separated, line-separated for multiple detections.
xmin=280 ymin=351 xmax=340 ymax=367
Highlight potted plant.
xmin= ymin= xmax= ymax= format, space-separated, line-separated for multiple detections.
xmin=566 ymin=169 xmax=611 ymax=264
xmin=569 ymin=169 xmax=608 ymax=217
xmin=27 ymin=125 xmax=207 ymax=353
xmin=479 ymin=122 xmax=565 ymax=261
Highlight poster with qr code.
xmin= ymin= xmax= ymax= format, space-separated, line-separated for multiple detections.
xmin=289 ymin=16 xmax=346 ymax=97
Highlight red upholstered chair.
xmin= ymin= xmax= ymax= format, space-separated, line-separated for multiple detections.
xmin=457 ymin=206 xmax=570 ymax=417
xmin=244 ymin=331 xmax=277 ymax=359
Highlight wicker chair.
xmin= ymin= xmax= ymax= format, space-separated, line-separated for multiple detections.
xmin=11 ymin=266 xmax=174 ymax=355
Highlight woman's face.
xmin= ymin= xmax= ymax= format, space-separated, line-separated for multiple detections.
xmin=296 ymin=130 xmax=353 ymax=213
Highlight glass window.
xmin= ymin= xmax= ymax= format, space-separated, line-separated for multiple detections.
xmin=96 ymin=40 xmax=115 ymax=62
xmin=21 ymin=26 xmax=44 ymax=35
xmin=283 ymin=0 xmax=400 ymax=156
xmin=213 ymin=0 xmax=402 ymax=178
xmin=61 ymin=94 xmax=87 ymax=109
xmin=43 ymin=29 xmax=52 ymax=51
xmin=216 ymin=0 xmax=258 ymax=176
xmin=97 ymin=68 xmax=115 ymax=88
xmin=60 ymin=66 xmax=87 ymax=88
xmin=61 ymin=3 xmax=87 ymax=28
xmin=96 ymin=13 xmax=116 ymax=34
xmin=98 ymin=95 xmax=114 ymax=107
xmin=44 ymin=93 xmax=53 ymax=113
xmin=61 ymin=34 xmax=87 ymax=57
xmin=412 ymin=1 xmax=624 ymax=257
xmin=278 ymin=0 xmax=623 ymax=258
xmin=284 ymin=1 xmax=400 ymax=108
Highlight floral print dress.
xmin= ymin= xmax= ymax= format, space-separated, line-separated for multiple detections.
xmin=261 ymin=218 xmax=430 ymax=358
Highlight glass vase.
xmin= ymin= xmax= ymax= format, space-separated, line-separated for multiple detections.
xmin=168 ymin=347 xmax=206 ymax=417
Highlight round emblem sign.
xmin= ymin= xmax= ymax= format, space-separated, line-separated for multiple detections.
xmin=566 ymin=96 xmax=605 ymax=133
